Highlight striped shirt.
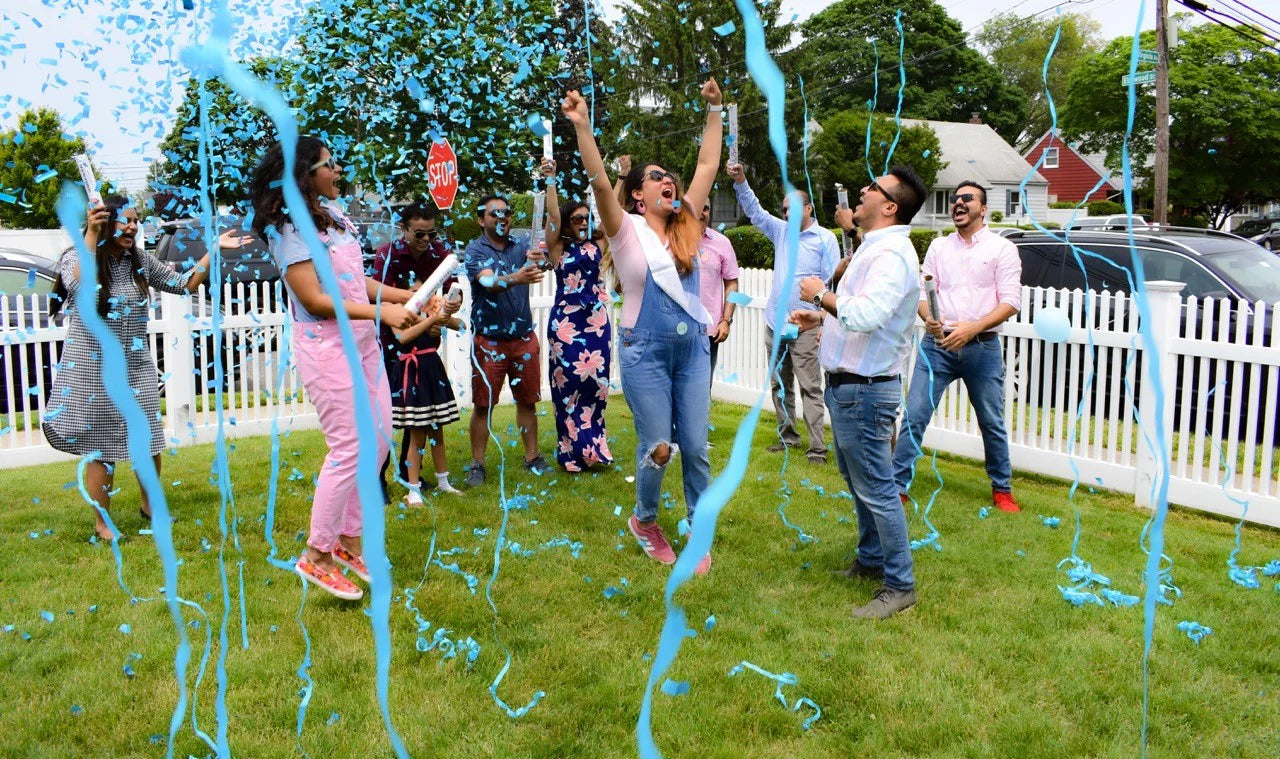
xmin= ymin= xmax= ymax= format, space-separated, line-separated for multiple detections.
xmin=818 ymin=225 xmax=920 ymax=377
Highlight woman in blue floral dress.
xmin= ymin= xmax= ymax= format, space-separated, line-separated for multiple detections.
xmin=541 ymin=166 xmax=615 ymax=472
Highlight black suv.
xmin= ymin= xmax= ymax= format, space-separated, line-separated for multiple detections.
xmin=1233 ymin=217 xmax=1280 ymax=251
xmin=1005 ymin=226 xmax=1280 ymax=442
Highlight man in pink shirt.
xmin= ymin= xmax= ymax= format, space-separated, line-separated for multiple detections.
xmin=698 ymin=200 xmax=740 ymax=380
xmin=892 ymin=181 xmax=1024 ymax=513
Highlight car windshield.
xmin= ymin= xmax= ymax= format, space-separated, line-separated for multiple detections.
xmin=1206 ymin=245 xmax=1280 ymax=303
xmin=1234 ymin=220 xmax=1271 ymax=237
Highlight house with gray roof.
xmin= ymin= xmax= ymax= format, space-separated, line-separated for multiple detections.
xmin=900 ymin=117 xmax=1050 ymax=229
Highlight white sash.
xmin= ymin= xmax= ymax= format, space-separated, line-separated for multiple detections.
xmin=628 ymin=214 xmax=711 ymax=325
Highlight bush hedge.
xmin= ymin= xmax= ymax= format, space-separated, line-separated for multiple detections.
xmin=723 ymin=225 xmax=773 ymax=269
xmin=1087 ymin=200 xmax=1125 ymax=216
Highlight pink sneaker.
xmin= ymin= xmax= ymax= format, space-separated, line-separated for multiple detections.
xmin=629 ymin=515 xmax=676 ymax=565
xmin=295 ymin=557 xmax=363 ymax=601
xmin=333 ymin=543 xmax=371 ymax=583
xmin=693 ymin=551 xmax=712 ymax=575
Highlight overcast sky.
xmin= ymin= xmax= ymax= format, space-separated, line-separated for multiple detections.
xmin=0 ymin=0 xmax=1158 ymax=190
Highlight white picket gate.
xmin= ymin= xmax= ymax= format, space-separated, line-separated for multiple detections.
xmin=3 ymin=270 xmax=1278 ymax=527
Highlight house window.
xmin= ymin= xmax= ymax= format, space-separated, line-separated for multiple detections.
xmin=934 ymin=190 xmax=948 ymax=214
xmin=1006 ymin=191 xmax=1020 ymax=218
xmin=1043 ymin=147 xmax=1059 ymax=169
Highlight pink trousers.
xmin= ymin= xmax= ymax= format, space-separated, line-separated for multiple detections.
xmin=293 ymin=319 xmax=391 ymax=553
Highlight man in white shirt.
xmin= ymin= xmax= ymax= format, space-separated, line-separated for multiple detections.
xmin=729 ymin=162 xmax=840 ymax=464
xmin=791 ymin=165 xmax=927 ymax=620
xmin=893 ymin=182 xmax=1024 ymax=513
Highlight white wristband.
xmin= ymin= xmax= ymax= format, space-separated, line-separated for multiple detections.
xmin=708 ymin=105 xmax=723 ymax=112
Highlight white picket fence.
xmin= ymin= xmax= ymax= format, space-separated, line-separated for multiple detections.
xmin=3 ymin=270 xmax=1278 ymax=527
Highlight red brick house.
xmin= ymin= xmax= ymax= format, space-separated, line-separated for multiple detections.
xmin=1023 ymin=131 xmax=1121 ymax=204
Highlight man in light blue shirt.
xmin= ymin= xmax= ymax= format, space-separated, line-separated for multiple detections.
xmin=729 ymin=161 xmax=840 ymax=463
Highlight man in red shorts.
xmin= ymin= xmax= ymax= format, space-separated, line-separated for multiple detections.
xmin=463 ymin=195 xmax=550 ymax=486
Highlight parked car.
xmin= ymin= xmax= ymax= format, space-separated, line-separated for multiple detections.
xmin=0 ymin=249 xmax=57 ymax=415
xmin=1233 ymin=217 xmax=1280 ymax=251
xmin=1005 ymin=226 xmax=1280 ymax=442
xmin=1064 ymin=215 xmax=1150 ymax=231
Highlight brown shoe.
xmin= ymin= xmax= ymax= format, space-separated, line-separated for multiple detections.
xmin=852 ymin=586 xmax=917 ymax=620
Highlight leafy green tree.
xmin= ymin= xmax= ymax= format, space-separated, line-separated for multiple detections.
xmin=290 ymin=0 xmax=563 ymax=208
xmin=149 ymin=59 xmax=289 ymax=219
xmin=975 ymin=12 xmax=1102 ymax=149
xmin=0 ymin=108 xmax=96 ymax=229
xmin=1060 ymin=23 xmax=1280 ymax=228
xmin=796 ymin=0 xmax=1028 ymax=145
xmin=609 ymin=0 xmax=798 ymax=208
xmin=810 ymin=109 xmax=944 ymax=222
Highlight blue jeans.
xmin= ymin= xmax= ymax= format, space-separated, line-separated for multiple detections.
xmin=892 ymin=335 xmax=1012 ymax=493
xmin=827 ymin=379 xmax=915 ymax=591
xmin=620 ymin=326 xmax=712 ymax=522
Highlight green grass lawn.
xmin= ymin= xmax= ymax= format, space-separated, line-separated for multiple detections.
xmin=1 ymin=402 xmax=1278 ymax=757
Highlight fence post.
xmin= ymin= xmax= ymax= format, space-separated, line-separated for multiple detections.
xmin=446 ymin=275 xmax=474 ymax=409
xmin=1133 ymin=280 xmax=1185 ymax=509
xmin=161 ymin=290 xmax=197 ymax=444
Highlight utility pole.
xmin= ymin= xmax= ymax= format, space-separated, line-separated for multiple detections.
xmin=1154 ymin=0 xmax=1170 ymax=224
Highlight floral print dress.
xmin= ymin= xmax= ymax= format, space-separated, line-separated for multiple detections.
xmin=547 ymin=239 xmax=614 ymax=471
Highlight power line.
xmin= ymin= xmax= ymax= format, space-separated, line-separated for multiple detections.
xmin=1174 ymin=0 xmax=1280 ymax=52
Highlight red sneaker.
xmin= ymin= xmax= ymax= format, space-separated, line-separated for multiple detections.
xmin=993 ymin=490 xmax=1021 ymax=513
xmin=295 ymin=557 xmax=364 ymax=601
xmin=899 ymin=493 xmax=910 ymax=507
xmin=629 ymin=515 xmax=676 ymax=565
xmin=688 ymin=532 xmax=712 ymax=576
xmin=333 ymin=543 xmax=371 ymax=583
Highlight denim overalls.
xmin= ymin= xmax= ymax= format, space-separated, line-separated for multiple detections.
xmin=618 ymin=264 xmax=711 ymax=523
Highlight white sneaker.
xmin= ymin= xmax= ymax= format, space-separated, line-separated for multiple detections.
xmin=436 ymin=480 xmax=462 ymax=495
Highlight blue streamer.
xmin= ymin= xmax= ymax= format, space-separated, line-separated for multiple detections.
xmin=196 ymin=75 xmax=234 ymax=759
xmin=769 ymin=344 xmax=814 ymax=545
xmin=863 ymin=37 xmax=879 ymax=183
xmin=883 ymin=10 xmax=905 ymax=173
xmin=637 ymin=2 xmax=804 ymax=755
xmin=726 ymin=661 xmax=821 ymax=730
xmin=55 ymin=189 xmax=194 ymax=759
xmin=181 ymin=8 xmax=408 ymax=754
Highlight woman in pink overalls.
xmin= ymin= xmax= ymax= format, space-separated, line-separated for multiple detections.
xmin=249 ymin=137 xmax=421 ymax=601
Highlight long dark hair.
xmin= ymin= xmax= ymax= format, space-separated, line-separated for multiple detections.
xmin=618 ymin=163 xmax=700 ymax=276
xmin=247 ymin=136 xmax=334 ymax=240
xmin=51 ymin=194 xmax=147 ymax=318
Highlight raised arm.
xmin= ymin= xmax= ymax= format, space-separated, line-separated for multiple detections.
xmin=683 ymin=78 xmax=724 ymax=214
xmin=564 ymin=90 xmax=623 ymax=238
xmin=541 ymin=158 xmax=564 ymax=267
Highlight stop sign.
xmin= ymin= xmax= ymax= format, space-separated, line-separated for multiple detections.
xmin=426 ymin=138 xmax=459 ymax=210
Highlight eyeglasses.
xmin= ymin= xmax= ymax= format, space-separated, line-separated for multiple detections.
xmin=646 ymin=169 xmax=677 ymax=183
xmin=569 ymin=214 xmax=589 ymax=224
xmin=949 ymin=192 xmax=978 ymax=205
xmin=412 ymin=229 xmax=439 ymax=240
xmin=868 ymin=181 xmax=897 ymax=205
xmin=310 ymin=156 xmax=338 ymax=172
xmin=486 ymin=209 xmax=509 ymax=219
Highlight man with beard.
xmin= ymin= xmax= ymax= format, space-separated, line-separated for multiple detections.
xmin=792 ymin=165 xmax=926 ymax=620
xmin=463 ymin=195 xmax=550 ymax=486
xmin=891 ymin=181 xmax=1023 ymax=514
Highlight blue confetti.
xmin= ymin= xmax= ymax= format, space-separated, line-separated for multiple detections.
xmin=1176 ymin=620 xmax=1212 ymax=645
xmin=712 ymin=20 xmax=736 ymax=36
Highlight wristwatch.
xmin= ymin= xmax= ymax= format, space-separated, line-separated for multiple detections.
xmin=811 ymin=289 xmax=827 ymax=308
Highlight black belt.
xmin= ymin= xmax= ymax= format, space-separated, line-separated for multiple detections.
xmin=826 ymin=372 xmax=899 ymax=387
xmin=973 ymin=331 xmax=1000 ymax=342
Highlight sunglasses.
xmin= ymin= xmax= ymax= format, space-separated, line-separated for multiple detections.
xmin=868 ymin=181 xmax=897 ymax=206
xmin=569 ymin=214 xmax=590 ymax=224
xmin=486 ymin=209 xmax=509 ymax=219
xmin=950 ymin=192 xmax=978 ymax=205
xmin=412 ymin=229 xmax=439 ymax=240
xmin=646 ymin=169 xmax=677 ymax=183
xmin=309 ymin=156 xmax=338 ymax=172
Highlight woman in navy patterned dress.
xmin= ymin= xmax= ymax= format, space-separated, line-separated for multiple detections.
xmin=541 ymin=162 xmax=615 ymax=472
